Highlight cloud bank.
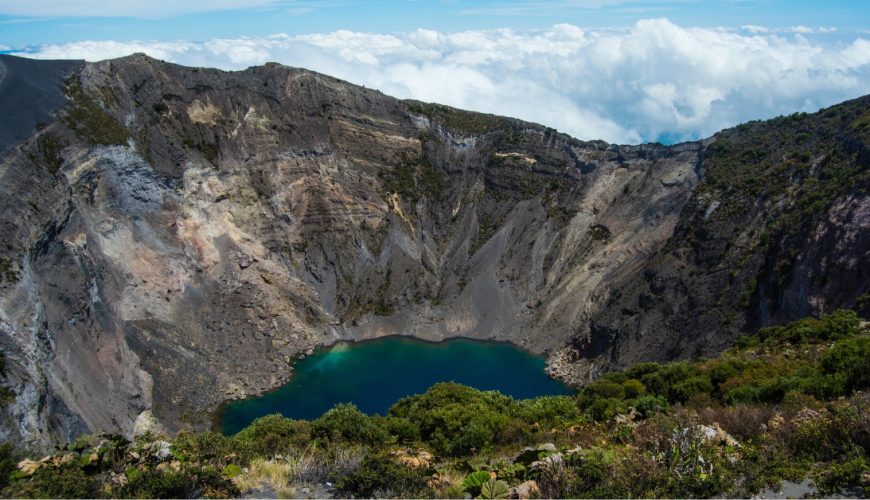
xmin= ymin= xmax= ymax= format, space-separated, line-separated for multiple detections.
xmin=14 ymin=19 xmax=870 ymax=144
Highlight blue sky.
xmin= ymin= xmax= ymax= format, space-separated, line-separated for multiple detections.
xmin=2 ymin=0 xmax=869 ymax=144
xmin=0 ymin=0 xmax=866 ymax=48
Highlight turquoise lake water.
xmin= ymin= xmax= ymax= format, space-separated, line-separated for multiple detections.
xmin=215 ymin=336 xmax=573 ymax=435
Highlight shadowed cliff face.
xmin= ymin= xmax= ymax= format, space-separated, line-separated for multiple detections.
xmin=555 ymin=99 xmax=870 ymax=383
xmin=0 ymin=53 xmax=867 ymax=449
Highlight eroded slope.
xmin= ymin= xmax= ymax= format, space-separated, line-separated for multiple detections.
xmin=1 ymin=53 xmax=866 ymax=449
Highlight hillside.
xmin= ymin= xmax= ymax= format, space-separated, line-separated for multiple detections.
xmin=2 ymin=310 xmax=869 ymax=498
xmin=553 ymin=94 xmax=870 ymax=383
xmin=0 ymin=52 xmax=867 ymax=451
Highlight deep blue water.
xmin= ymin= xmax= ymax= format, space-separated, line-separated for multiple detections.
xmin=215 ymin=336 xmax=573 ymax=435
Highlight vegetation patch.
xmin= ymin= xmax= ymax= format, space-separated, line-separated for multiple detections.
xmin=378 ymin=151 xmax=443 ymax=205
xmin=0 ymin=258 xmax=19 ymax=284
xmin=60 ymin=76 xmax=128 ymax=146
xmin=37 ymin=135 xmax=65 ymax=173
xmin=7 ymin=310 xmax=870 ymax=498
xmin=407 ymin=103 xmax=507 ymax=136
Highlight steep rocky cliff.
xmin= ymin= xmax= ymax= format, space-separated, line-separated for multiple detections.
xmin=553 ymin=97 xmax=870 ymax=383
xmin=0 ymin=53 xmax=866 ymax=450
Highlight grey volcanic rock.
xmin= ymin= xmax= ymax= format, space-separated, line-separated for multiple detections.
xmin=0 ymin=53 xmax=866 ymax=449
xmin=0 ymin=55 xmax=84 ymax=152
xmin=548 ymin=97 xmax=870 ymax=384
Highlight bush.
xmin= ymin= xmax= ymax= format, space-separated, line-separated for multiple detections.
xmin=633 ymin=395 xmax=669 ymax=418
xmin=709 ymin=359 xmax=747 ymax=388
xmin=822 ymin=309 xmax=861 ymax=339
xmin=640 ymin=372 xmax=668 ymax=397
xmin=814 ymin=457 xmax=869 ymax=495
xmin=311 ymin=404 xmax=389 ymax=446
xmin=119 ymin=466 xmax=232 ymax=499
xmin=669 ymin=376 xmax=714 ymax=403
xmin=601 ymin=372 xmax=629 ymax=385
xmin=623 ymin=379 xmax=646 ymax=399
xmin=3 ymin=462 xmax=102 ymax=499
xmin=333 ymin=451 xmax=427 ymax=498
xmin=734 ymin=335 xmax=759 ymax=349
xmin=740 ymin=310 xmax=861 ymax=347
xmin=821 ymin=337 xmax=870 ymax=379
xmin=0 ymin=443 xmax=17 ymax=492
xmin=756 ymin=326 xmax=785 ymax=343
xmin=509 ymin=396 xmax=579 ymax=426
xmin=388 ymin=383 xmax=513 ymax=455
xmin=230 ymin=414 xmax=310 ymax=456
xmin=625 ymin=362 xmax=662 ymax=380
xmin=580 ymin=380 xmax=626 ymax=401
xmin=386 ymin=417 xmax=421 ymax=443
xmin=590 ymin=397 xmax=626 ymax=422
xmin=781 ymin=390 xmax=822 ymax=414
xmin=846 ymin=352 xmax=870 ymax=393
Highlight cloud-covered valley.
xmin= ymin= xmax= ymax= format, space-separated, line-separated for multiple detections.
xmin=14 ymin=19 xmax=870 ymax=144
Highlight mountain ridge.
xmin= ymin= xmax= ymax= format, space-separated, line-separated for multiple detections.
xmin=0 ymin=52 xmax=866 ymax=450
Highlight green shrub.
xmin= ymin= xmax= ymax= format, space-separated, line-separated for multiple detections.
xmin=231 ymin=414 xmax=310 ymax=455
xmin=601 ymin=372 xmax=629 ymax=385
xmin=3 ymin=462 xmax=102 ymax=499
xmin=822 ymin=337 xmax=870 ymax=374
xmin=625 ymin=362 xmax=662 ymax=380
xmin=846 ymin=352 xmax=870 ymax=392
xmin=633 ymin=395 xmax=669 ymax=418
xmin=386 ymin=418 xmax=421 ymax=443
xmin=580 ymin=380 xmax=626 ymax=401
xmin=119 ymin=466 xmax=223 ymax=499
xmin=823 ymin=309 xmax=861 ymax=339
xmin=388 ymin=383 xmax=514 ymax=454
xmin=311 ymin=403 xmax=389 ymax=445
xmin=756 ymin=326 xmax=785 ymax=342
xmin=669 ymin=376 xmax=714 ymax=403
xmin=733 ymin=335 xmax=760 ymax=349
xmin=814 ymin=457 xmax=869 ymax=495
xmin=623 ymin=379 xmax=646 ymax=399
xmin=333 ymin=451 xmax=427 ymax=498
xmin=709 ymin=359 xmax=747 ymax=387
xmin=590 ymin=397 xmax=626 ymax=422
xmin=0 ymin=443 xmax=19 ymax=492
xmin=640 ymin=372 xmax=668 ymax=397
xmin=781 ymin=390 xmax=822 ymax=414
xmin=509 ymin=396 xmax=578 ymax=426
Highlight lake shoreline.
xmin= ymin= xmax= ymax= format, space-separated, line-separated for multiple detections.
xmin=212 ymin=335 xmax=573 ymax=435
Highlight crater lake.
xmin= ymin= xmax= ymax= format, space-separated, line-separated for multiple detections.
xmin=215 ymin=336 xmax=573 ymax=435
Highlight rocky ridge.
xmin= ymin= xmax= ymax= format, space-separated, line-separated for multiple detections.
xmin=0 ymin=53 xmax=867 ymax=449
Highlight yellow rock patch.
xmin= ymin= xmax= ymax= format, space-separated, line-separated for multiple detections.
xmin=187 ymin=99 xmax=222 ymax=125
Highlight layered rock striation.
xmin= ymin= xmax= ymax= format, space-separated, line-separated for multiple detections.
xmin=0 ymin=53 xmax=867 ymax=449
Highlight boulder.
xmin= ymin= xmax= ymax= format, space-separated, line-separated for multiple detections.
xmin=698 ymin=423 xmax=740 ymax=447
xmin=507 ymin=480 xmax=540 ymax=499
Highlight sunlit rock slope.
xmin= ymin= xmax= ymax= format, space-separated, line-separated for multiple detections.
xmin=0 ymin=53 xmax=867 ymax=449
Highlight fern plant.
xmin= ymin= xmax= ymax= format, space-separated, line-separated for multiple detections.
xmin=460 ymin=471 xmax=492 ymax=497
xmin=480 ymin=478 xmax=510 ymax=499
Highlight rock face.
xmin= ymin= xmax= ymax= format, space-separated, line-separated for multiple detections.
xmin=552 ymin=101 xmax=870 ymax=383
xmin=0 ymin=53 xmax=867 ymax=449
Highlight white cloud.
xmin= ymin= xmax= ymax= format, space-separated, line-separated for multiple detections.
xmin=13 ymin=19 xmax=870 ymax=144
